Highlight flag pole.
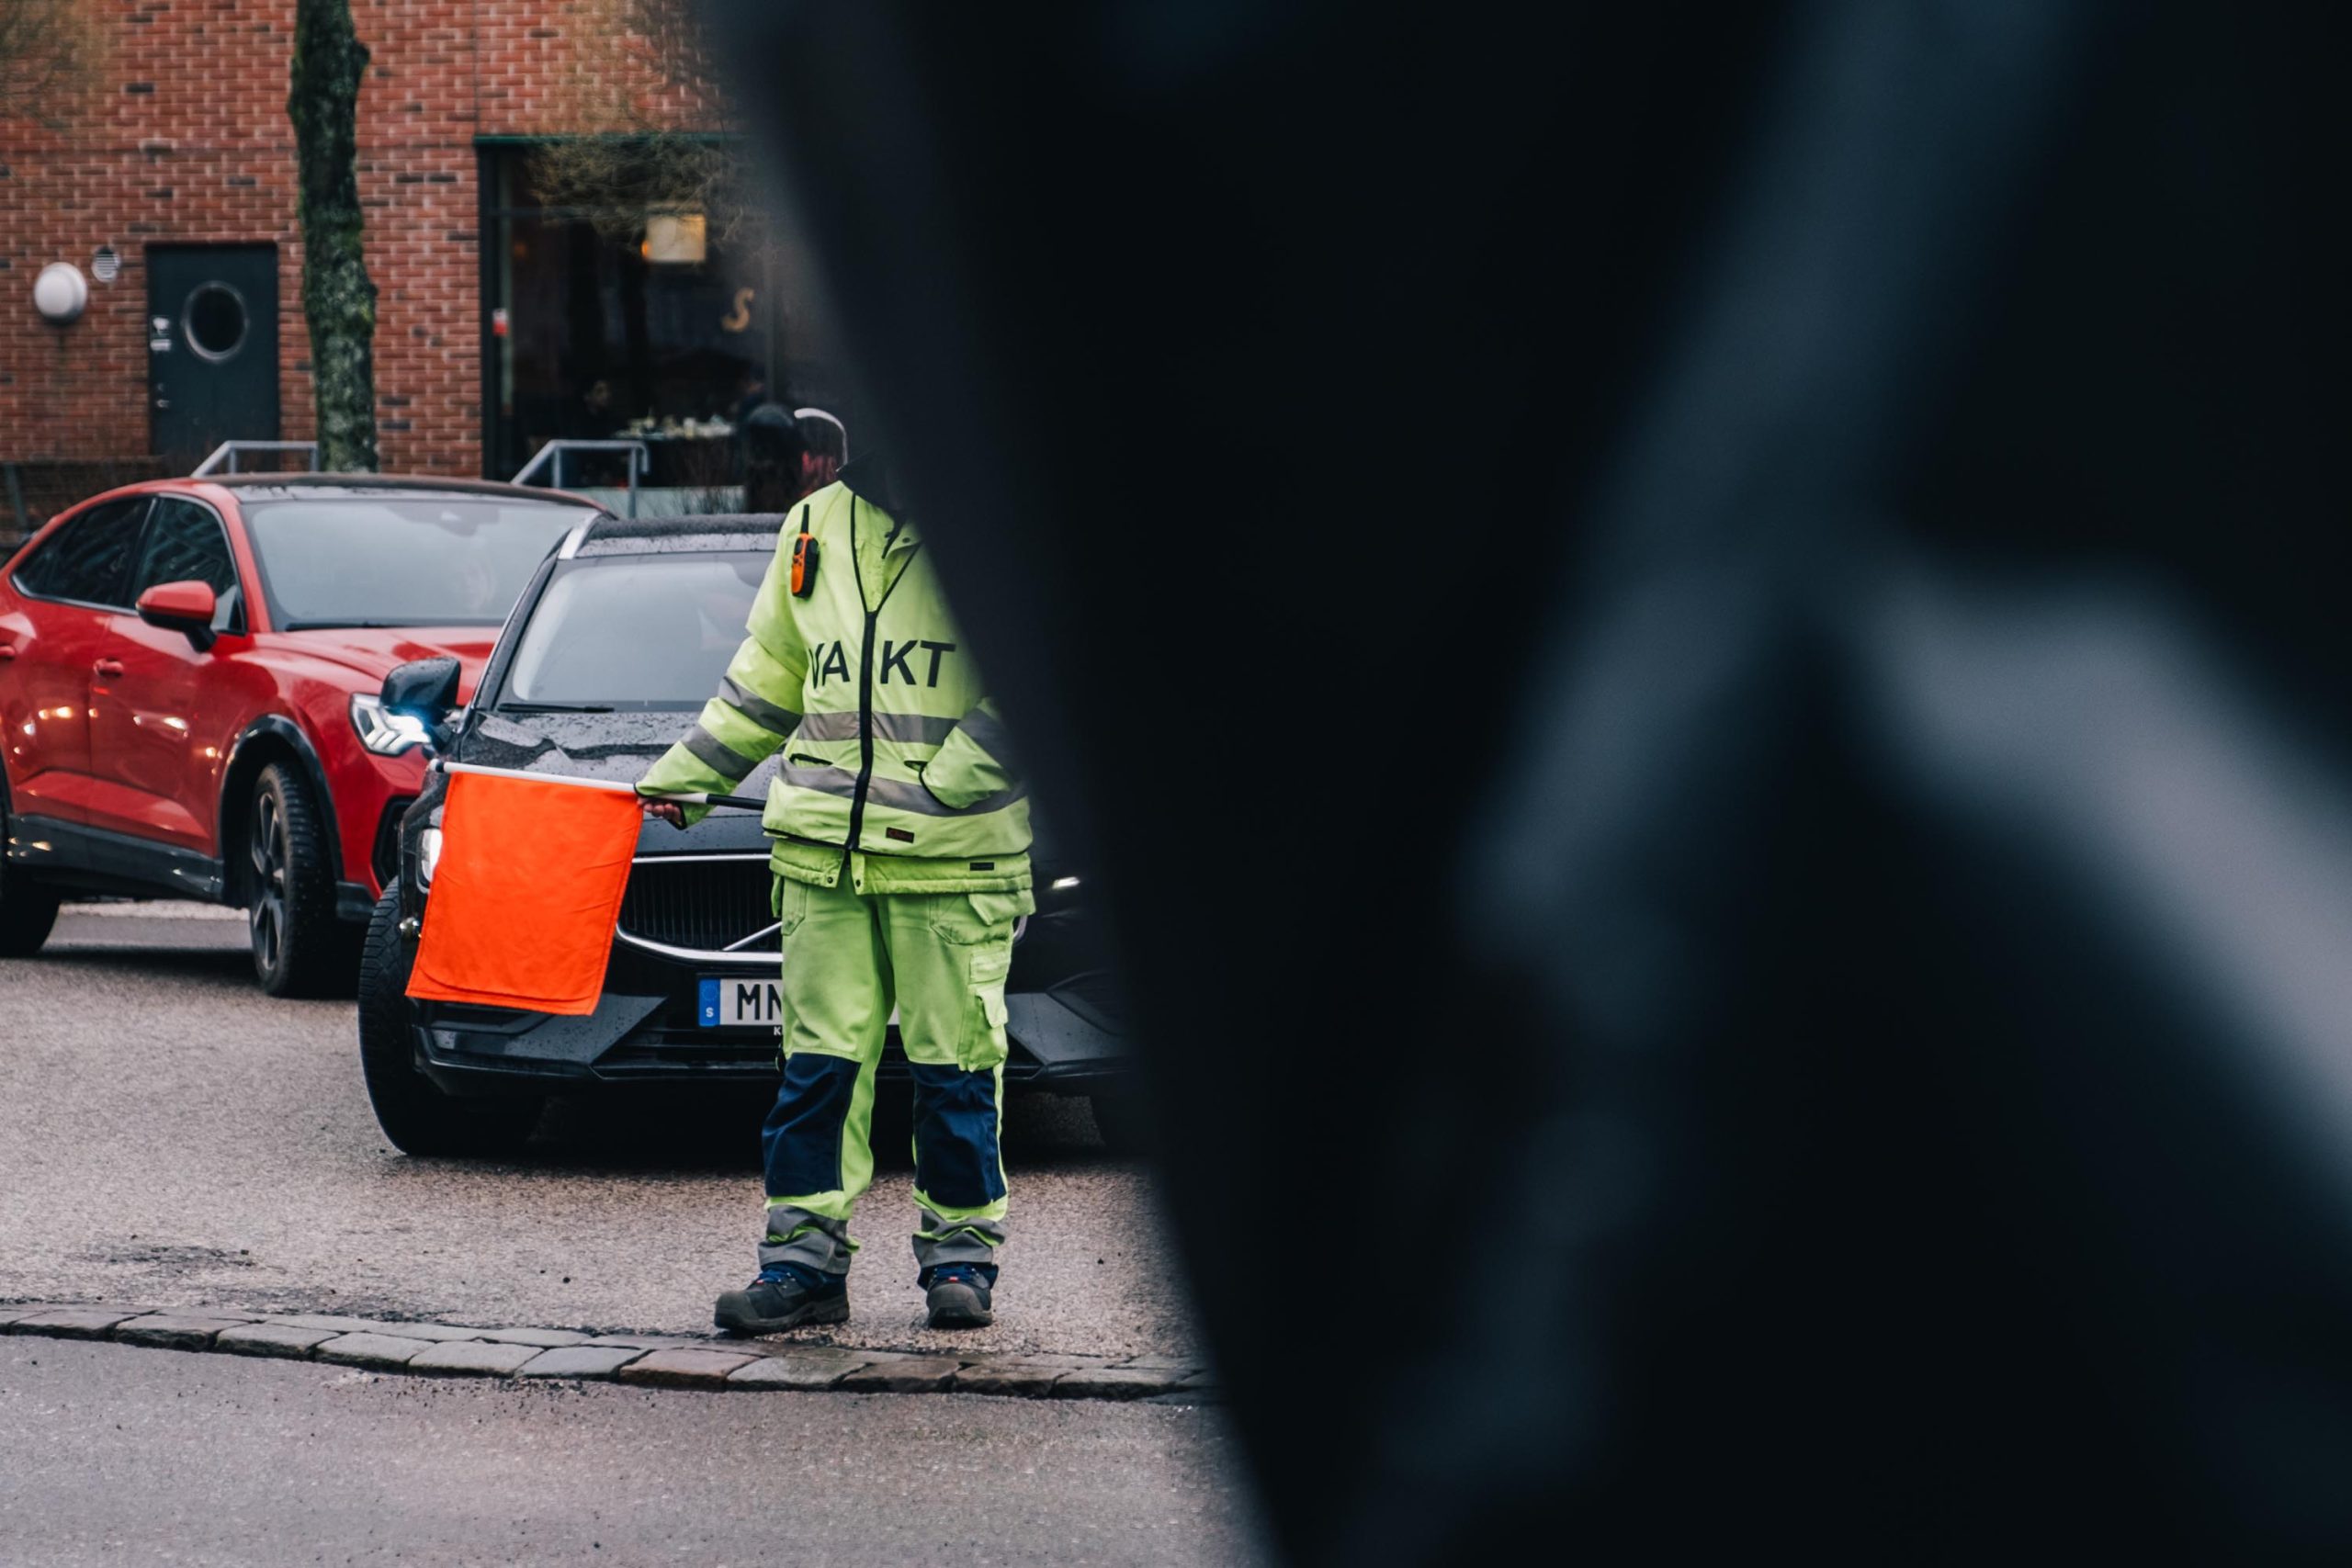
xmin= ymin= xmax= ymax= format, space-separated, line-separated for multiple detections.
xmin=433 ymin=759 xmax=767 ymax=812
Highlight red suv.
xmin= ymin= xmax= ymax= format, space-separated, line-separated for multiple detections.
xmin=0 ymin=476 xmax=602 ymax=993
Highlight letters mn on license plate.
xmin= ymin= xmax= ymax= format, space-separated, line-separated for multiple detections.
xmin=700 ymin=976 xmax=782 ymax=1029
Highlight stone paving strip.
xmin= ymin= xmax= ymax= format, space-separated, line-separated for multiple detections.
xmin=0 ymin=1301 xmax=1218 ymax=1403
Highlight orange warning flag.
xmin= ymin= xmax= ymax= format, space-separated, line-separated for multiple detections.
xmin=407 ymin=769 xmax=644 ymax=1016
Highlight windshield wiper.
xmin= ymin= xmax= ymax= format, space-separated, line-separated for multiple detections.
xmin=281 ymin=620 xmax=419 ymax=631
xmin=497 ymin=701 xmax=615 ymax=714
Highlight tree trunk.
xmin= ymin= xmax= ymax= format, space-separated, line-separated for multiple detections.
xmin=288 ymin=0 xmax=378 ymax=472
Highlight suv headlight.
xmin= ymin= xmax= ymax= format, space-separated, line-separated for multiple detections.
xmin=417 ymin=826 xmax=444 ymax=887
xmin=351 ymin=693 xmax=434 ymax=756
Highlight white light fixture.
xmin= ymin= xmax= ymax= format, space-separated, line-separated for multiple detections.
xmin=33 ymin=263 xmax=88 ymax=324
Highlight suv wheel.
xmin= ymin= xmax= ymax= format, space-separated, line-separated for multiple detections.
xmin=0 ymin=790 xmax=62 ymax=957
xmin=245 ymin=761 xmax=357 ymax=997
xmin=357 ymin=886 xmax=543 ymax=1157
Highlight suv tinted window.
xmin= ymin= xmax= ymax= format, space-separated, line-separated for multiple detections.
xmin=133 ymin=497 xmax=245 ymax=633
xmin=502 ymin=554 xmax=766 ymax=709
xmin=15 ymin=497 xmax=148 ymax=607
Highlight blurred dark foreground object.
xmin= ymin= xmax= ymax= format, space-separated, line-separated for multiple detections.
xmin=707 ymin=1 xmax=2352 ymax=1557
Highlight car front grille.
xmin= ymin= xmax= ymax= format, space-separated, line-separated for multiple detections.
xmin=617 ymin=855 xmax=775 ymax=956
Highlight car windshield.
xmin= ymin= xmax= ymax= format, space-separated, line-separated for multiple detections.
xmin=242 ymin=496 xmax=594 ymax=628
xmin=499 ymin=553 xmax=767 ymax=710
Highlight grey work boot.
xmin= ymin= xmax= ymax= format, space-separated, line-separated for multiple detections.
xmin=922 ymin=1262 xmax=996 ymax=1329
xmin=714 ymin=1263 xmax=849 ymax=1335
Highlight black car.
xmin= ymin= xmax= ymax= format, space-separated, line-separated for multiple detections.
xmin=355 ymin=513 xmax=1132 ymax=1156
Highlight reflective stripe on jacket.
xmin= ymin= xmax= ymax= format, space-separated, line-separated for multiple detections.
xmin=637 ymin=478 xmax=1032 ymax=893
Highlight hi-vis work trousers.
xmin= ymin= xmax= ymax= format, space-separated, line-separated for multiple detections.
xmin=756 ymin=874 xmax=1034 ymax=1278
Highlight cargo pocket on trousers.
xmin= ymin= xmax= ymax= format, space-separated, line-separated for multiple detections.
xmin=927 ymin=888 xmax=1033 ymax=943
xmin=967 ymin=890 xmax=1034 ymax=928
xmin=962 ymin=944 xmax=1012 ymax=1071
xmin=771 ymin=876 xmax=811 ymax=939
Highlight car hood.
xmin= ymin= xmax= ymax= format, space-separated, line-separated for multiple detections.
xmin=279 ymin=627 xmax=501 ymax=694
xmin=462 ymin=710 xmax=715 ymax=779
xmin=460 ymin=710 xmax=779 ymax=854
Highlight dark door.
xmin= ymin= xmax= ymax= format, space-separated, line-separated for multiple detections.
xmin=147 ymin=245 xmax=279 ymax=469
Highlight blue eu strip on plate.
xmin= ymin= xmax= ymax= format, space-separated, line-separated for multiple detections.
xmin=697 ymin=977 xmax=720 ymax=1028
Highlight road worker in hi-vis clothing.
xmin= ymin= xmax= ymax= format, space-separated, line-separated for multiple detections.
xmin=638 ymin=452 xmax=1031 ymax=1332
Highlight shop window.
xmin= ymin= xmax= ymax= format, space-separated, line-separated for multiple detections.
xmin=479 ymin=142 xmax=856 ymax=501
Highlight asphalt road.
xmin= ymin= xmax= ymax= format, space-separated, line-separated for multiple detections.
xmin=0 ymin=907 xmax=1194 ymax=1360
xmin=0 ymin=1337 xmax=1263 ymax=1567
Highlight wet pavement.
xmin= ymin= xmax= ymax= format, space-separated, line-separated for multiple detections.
xmin=0 ymin=907 xmax=1193 ymax=1361
xmin=0 ymin=1336 xmax=1264 ymax=1567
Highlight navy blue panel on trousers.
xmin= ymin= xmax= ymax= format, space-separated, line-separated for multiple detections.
xmin=909 ymin=1063 xmax=1006 ymax=1208
xmin=763 ymin=1053 xmax=863 ymax=1198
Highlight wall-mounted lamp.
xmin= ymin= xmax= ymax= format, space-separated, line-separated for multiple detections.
xmin=34 ymin=263 xmax=88 ymax=325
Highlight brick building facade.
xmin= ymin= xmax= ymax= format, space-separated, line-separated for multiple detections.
xmin=0 ymin=1 xmax=798 ymax=523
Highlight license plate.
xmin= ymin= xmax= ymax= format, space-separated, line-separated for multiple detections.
xmin=699 ymin=976 xmax=782 ymax=1029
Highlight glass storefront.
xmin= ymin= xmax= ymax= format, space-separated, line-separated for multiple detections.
xmin=478 ymin=141 xmax=857 ymax=502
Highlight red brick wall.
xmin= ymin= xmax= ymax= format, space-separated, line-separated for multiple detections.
xmin=0 ymin=1 xmax=718 ymax=479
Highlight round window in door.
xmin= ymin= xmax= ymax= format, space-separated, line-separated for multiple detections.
xmin=183 ymin=282 xmax=249 ymax=362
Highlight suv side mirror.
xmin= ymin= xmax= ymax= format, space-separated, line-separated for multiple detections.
xmin=136 ymin=579 xmax=219 ymax=651
xmin=380 ymin=656 xmax=462 ymax=718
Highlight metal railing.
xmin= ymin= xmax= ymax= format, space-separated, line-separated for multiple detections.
xmin=191 ymin=441 xmax=320 ymax=477
xmin=512 ymin=440 xmax=649 ymax=518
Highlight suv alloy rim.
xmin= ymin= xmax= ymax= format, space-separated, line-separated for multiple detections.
xmin=250 ymin=788 xmax=288 ymax=973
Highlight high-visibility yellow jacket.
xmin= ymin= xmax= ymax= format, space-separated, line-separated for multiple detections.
xmin=637 ymin=473 xmax=1032 ymax=894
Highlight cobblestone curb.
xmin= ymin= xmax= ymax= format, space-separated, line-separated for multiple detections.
xmin=0 ymin=1301 xmax=1219 ymax=1404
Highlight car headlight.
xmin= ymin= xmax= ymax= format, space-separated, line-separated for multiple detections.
xmin=417 ymin=826 xmax=444 ymax=887
xmin=350 ymin=694 xmax=435 ymax=757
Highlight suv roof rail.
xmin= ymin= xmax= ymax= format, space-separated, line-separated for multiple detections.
xmin=192 ymin=441 xmax=320 ymax=478
xmin=565 ymin=512 xmax=784 ymax=558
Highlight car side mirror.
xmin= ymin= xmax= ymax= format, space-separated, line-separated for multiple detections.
xmin=380 ymin=656 xmax=462 ymax=719
xmin=135 ymin=579 xmax=219 ymax=652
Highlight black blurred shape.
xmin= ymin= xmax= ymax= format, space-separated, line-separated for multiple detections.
xmin=705 ymin=1 xmax=2352 ymax=1557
